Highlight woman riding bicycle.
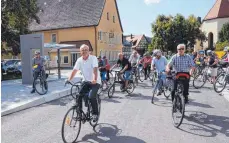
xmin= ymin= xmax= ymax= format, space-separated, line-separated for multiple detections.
xmin=139 ymin=52 xmax=152 ymax=80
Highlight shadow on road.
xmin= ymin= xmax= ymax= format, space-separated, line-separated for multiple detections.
xmin=188 ymin=101 xmax=213 ymax=108
xmin=77 ymin=123 xmax=146 ymax=143
xmin=126 ymin=93 xmax=152 ymax=100
xmin=152 ymin=97 xmax=172 ymax=107
xmin=180 ymin=111 xmax=229 ymax=137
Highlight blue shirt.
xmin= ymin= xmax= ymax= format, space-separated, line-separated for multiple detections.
xmin=152 ymin=56 xmax=168 ymax=73
xmin=168 ymin=54 xmax=195 ymax=73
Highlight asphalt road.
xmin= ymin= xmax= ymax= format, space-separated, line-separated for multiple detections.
xmin=2 ymin=80 xmax=229 ymax=143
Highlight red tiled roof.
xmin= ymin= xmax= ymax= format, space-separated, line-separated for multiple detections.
xmin=204 ymin=0 xmax=229 ymax=21
xmin=126 ymin=35 xmax=144 ymax=47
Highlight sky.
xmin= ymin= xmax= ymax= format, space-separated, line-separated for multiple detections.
xmin=117 ymin=0 xmax=216 ymax=37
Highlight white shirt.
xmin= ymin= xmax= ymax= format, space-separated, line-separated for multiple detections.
xmin=129 ymin=54 xmax=140 ymax=64
xmin=74 ymin=55 xmax=101 ymax=84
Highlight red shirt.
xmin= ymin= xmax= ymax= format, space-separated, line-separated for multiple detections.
xmin=140 ymin=57 xmax=152 ymax=68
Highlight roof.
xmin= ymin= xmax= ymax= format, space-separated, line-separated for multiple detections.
xmin=145 ymin=36 xmax=152 ymax=44
xmin=29 ymin=0 xmax=123 ymax=32
xmin=204 ymin=0 xmax=229 ymax=21
xmin=125 ymin=35 xmax=144 ymax=48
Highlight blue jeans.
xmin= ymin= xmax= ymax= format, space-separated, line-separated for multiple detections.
xmin=124 ymin=70 xmax=131 ymax=80
xmin=155 ymin=74 xmax=166 ymax=91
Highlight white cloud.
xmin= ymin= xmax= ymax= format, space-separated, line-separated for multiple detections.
xmin=144 ymin=0 xmax=161 ymax=5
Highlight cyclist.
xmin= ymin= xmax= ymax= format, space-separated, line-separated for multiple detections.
xmin=206 ymin=50 xmax=218 ymax=84
xmin=111 ymin=53 xmax=132 ymax=91
xmin=103 ymin=56 xmax=111 ymax=82
xmin=139 ymin=52 xmax=152 ymax=80
xmin=166 ymin=44 xmax=195 ymax=104
xmin=31 ymin=51 xmax=46 ymax=94
xmin=151 ymin=49 xmax=168 ymax=96
xmin=98 ymin=56 xmax=108 ymax=89
xmin=67 ymin=44 xmax=101 ymax=122
xmin=129 ymin=50 xmax=140 ymax=67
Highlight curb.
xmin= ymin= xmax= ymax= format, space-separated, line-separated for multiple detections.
xmin=1 ymin=88 xmax=71 ymax=116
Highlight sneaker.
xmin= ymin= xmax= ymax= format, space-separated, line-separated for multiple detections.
xmin=157 ymin=91 xmax=162 ymax=96
xmin=92 ymin=114 xmax=98 ymax=122
xmin=31 ymin=89 xmax=35 ymax=94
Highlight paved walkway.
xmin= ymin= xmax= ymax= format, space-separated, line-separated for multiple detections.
xmin=1 ymin=73 xmax=82 ymax=116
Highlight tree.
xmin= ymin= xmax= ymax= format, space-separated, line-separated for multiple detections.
xmin=1 ymin=0 xmax=40 ymax=56
xmin=219 ymin=22 xmax=229 ymax=42
xmin=151 ymin=14 xmax=206 ymax=52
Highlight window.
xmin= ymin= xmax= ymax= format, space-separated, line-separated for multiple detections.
xmin=107 ymin=12 xmax=109 ymax=20
xmin=98 ymin=31 xmax=103 ymax=41
xmin=113 ymin=16 xmax=115 ymax=23
xmin=51 ymin=33 xmax=57 ymax=43
xmin=63 ymin=56 xmax=68 ymax=64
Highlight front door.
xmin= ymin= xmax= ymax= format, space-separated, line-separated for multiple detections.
xmin=71 ymin=53 xmax=78 ymax=67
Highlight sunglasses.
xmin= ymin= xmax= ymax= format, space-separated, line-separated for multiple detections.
xmin=178 ymin=48 xmax=184 ymax=51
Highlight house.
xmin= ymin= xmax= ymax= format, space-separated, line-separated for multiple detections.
xmin=124 ymin=34 xmax=152 ymax=56
xmin=195 ymin=0 xmax=229 ymax=51
xmin=29 ymin=0 xmax=123 ymax=67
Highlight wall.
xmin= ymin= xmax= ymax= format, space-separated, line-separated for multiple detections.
xmin=217 ymin=17 xmax=229 ymax=34
xmin=38 ymin=27 xmax=96 ymax=54
xmin=201 ymin=19 xmax=218 ymax=48
xmin=96 ymin=0 xmax=123 ymax=60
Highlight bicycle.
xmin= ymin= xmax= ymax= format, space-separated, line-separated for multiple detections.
xmin=107 ymin=68 xmax=135 ymax=98
xmin=151 ymin=71 xmax=174 ymax=103
xmin=193 ymin=65 xmax=213 ymax=89
xmin=139 ymin=65 xmax=154 ymax=81
xmin=172 ymin=72 xmax=190 ymax=128
xmin=61 ymin=81 xmax=101 ymax=143
xmin=33 ymin=65 xmax=48 ymax=95
xmin=214 ymin=67 xmax=229 ymax=93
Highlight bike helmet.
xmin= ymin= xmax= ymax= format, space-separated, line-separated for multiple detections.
xmin=223 ymin=46 xmax=229 ymax=52
xmin=206 ymin=50 xmax=213 ymax=56
xmin=153 ymin=49 xmax=162 ymax=56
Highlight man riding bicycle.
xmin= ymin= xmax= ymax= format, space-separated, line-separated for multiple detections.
xmin=151 ymin=49 xmax=168 ymax=96
xmin=67 ymin=44 xmax=101 ymax=122
xmin=31 ymin=51 xmax=46 ymax=94
xmin=98 ymin=56 xmax=108 ymax=89
xmin=111 ymin=53 xmax=132 ymax=92
xmin=129 ymin=50 xmax=140 ymax=67
xmin=166 ymin=44 xmax=195 ymax=104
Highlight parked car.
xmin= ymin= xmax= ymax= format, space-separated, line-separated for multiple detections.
xmin=6 ymin=61 xmax=22 ymax=76
xmin=2 ymin=59 xmax=21 ymax=75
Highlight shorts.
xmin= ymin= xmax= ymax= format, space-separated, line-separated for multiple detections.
xmin=101 ymin=71 xmax=107 ymax=81
xmin=210 ymin=68 xmax=217 ymax=77
xmin=124 ymin=70 xmax=131 ymax=80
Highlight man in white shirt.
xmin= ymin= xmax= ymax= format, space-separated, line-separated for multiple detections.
xmin=129 ymin=50 xmax=140 ymax=67
xmin=67 ymin=44 xmax=101 ymax=121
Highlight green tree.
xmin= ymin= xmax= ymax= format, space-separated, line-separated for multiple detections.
xmin=151 ymin=14 xmax=206 ymax=52
xmin=1 ymin=0 xmax=40 ymax=55
xmin=219 ymin=22 xmax=229 ymax=42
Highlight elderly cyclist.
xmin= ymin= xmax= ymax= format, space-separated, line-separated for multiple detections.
xmin=166 ymin=44 xmax=195 ymax=104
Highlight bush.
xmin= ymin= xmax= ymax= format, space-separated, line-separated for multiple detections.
xmin=215 ymin=41 xmax=229 ymax=51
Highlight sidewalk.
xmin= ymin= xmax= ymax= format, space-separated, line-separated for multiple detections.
xmin=1 ymin=74 xmax=82 ymax=116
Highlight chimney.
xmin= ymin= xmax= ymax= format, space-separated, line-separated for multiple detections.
xmin=197 ymin=17 xmax=201 ymax=24
xmin=131 ymin=34 xmax=133 ymax=39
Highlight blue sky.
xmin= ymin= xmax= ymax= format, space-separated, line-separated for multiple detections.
xmin=117 ymin=0 xmax=216 ymax=37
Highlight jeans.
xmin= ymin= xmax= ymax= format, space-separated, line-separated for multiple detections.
xmin=89 ymin=83 xmax=100 ymax=115
xmin=144 ymin=65 xmax=151 ymax=79
xmin=171 ymin=74 xmax=190 ymax=101
xmin=106 ymin=70 xmax=110 ymax=81
xmin=32 ymin=70 xmax=45 ymax=89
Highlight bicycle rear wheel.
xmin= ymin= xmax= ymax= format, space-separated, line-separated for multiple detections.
xmin=90 ymin=95 xmax=101 ymax=127
xmin=108 ymin=84 xmax=115 ymax=98
xmin=172 ymin=93 xmax=185 ymax=128
xmin=34 ymin=77 xmax=48 ymax=95
xmin=126 ymin=81 xmax=135 ymax=94
xmin=214 ymin=73 xmax=227 ymax=93
xmin=61 ymin=107 xmax=81 ymax=143
xmin=193 ymin=73 xmax=206 ymax=89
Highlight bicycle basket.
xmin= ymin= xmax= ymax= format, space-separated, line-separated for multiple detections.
xmin=79 ymin=82 xmax=92 ymax=95
xmin=176 ymin=73 xmax=190 ymax=80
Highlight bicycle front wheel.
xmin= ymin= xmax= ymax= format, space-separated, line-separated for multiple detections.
xmin=108 ymin=84 xmax=115 ymax=98
xmin=151 ymin=83 xmax=158 ymax=104
xmin=126 ymin=81 xmax=135 ymax=94
xmin=172 ymin=93 xmax=185 ymax=128
xmin=61 ymin=107 xmax=81 ymax=143
xmin=138 ymin=70 xmax=144 ymax=82
xmin=193 ymin=73 xmax=206 ymax=89
xmin=34 ymin=77 xmax=48 ymax=95
xmin=214 ymin=73 xmax=227 ymax=93
xmin=71 ymin=85 xmax=80 ymax=99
